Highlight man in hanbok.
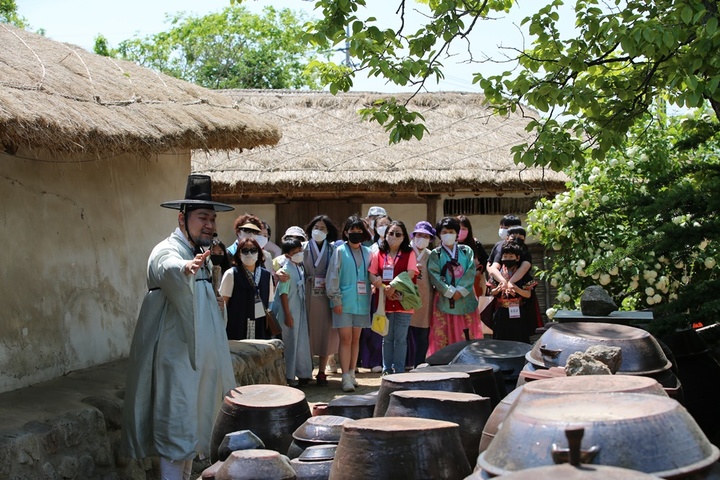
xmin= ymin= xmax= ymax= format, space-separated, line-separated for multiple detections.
xmin=122 ymin=175 xmax=236 ymax=480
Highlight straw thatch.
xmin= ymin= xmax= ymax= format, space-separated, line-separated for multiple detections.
xmin=193 ymin=90 xmax=568 ymax=197
xmin=0 ymin=24 xmax=281 ymax=156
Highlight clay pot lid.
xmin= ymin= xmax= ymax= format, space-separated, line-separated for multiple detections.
xmin=215 ymin=449 xmax=295 ymax=480
xmin=455 ymin=339 xmax=533 ymax=360
xmin=523 ymin=375 xmax=666 ymax=396
xmin=390 ymin=390 xmax=483 ymax=402
xmin=224 ymin=385 xmax=306 ymax=408
xmin=327 ymin=394 xmax=377 ymax=407
xmin=345 ymin=416 xmax=458 ymax=432
xmin=381 ymin=371 xmax=470 ymax=384
xmin=292 ymin=415 xmax=352 ymax=443
xmin=297 ymin=444 xmax=337 ymax=462
xmin=414 ymin=364 xmax=495 ymax=375
xmin=489 ymin=463 xmax=662 ymax=479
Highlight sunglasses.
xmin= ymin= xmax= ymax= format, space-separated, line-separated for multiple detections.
xmin=386 ymin=232 xmax=404 ymax=237
xmin=240 ymin=248 xmax=258 ymax=255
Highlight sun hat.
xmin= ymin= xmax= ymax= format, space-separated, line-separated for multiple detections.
xmin=237 ymin=222 xmax=262 ymax=233
xmin=411 ymin=221 xmax=436 ymax=238
xmin=282 ymin=226 xmax=308 ymax=241
xmin=161 ymin=174 xmax=233 ymax=212
xmin=366 ymin=206 xmax=387 ymax=217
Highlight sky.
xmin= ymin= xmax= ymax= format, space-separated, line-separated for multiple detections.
xmin=15 ymin=0 xmax=553 ymax=93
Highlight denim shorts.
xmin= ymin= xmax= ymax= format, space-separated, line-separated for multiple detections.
xmin=332 ymin=312 xmax=371 ymax=329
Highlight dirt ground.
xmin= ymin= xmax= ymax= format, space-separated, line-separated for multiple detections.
xmin=300 ymin=366 xmax=384 ymax=408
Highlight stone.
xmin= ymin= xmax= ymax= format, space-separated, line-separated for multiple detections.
xmin=82 ymin=396 xmax=123 ymax=431
xmin=565 ymin=352 xmax=613 ymax=376
xmin=580 ymin=286 xmax=618 ymax=316
xmin=584 ymin=345 xmax=622 ymax=374
xmin=57 ymin=456 xmax=78 ymax=479
xmin=78 ymin=454 xmax=95 ymax=478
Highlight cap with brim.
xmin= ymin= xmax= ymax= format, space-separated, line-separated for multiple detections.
xmin=161 ymin=174 xmax=234 ymax=212
xmin=237 ymin=222 xmax=262 ymax=232
xmin=367 ymin=206 xmax=387 ymax=217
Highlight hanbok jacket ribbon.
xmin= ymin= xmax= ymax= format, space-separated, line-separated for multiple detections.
xmin=390 ymin=271 xmax=422 ymax=310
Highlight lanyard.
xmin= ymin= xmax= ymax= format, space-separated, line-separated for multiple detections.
xmin=383 ymin=250 xmax=402 ymax=268
xmin=349 ymin=243 xmax=366 ymax=280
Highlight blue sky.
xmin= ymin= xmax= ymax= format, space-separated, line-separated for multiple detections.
xmin=16 ymin=0 xmax=551 ymax=92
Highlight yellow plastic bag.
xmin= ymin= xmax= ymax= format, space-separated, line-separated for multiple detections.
xmin=371 ymin=288 xmax=389 ymax=336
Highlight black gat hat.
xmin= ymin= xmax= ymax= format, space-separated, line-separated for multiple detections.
xmin=161 ymin=174 xmax=234 ymax=212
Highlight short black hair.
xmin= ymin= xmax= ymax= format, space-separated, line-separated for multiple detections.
xmin=435 ymin=216 xmax=461 ymax=234
xmin=305 ymin=215 xmax=340 ymax=242
xmin=342 ymin=215 xmax=372 ymax=242
xmin=379 ymin=221 xmax=412 ymax=253
xmin=281 ymin=238 xmax=302 ymax=254
xmin=501 ymin=241 xmax=524 ymax=257
xmin=500 ymin=215 xmax=522 ymax=228
xmin=507 ymin=226 xmax=526 ymax=237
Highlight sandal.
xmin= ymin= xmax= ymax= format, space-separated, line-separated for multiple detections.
xmin=316 ymin=372 xmax=328 ymax=386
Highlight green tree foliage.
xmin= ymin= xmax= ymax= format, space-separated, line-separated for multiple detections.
xmin=306 ymin=0 xmax=720 ymax=158
xmin=114 ymin=5 xmax=322 ymax=90
xmin=528 ymin=109 xmax=720 ymax=335
xmin=0 ymin=0 xmax=28 ymax=28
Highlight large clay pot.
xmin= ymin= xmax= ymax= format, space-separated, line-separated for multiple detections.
xmin=477 ymin=393 xmax=719 ymax=478
xmin=287 ymin=415 xmax=352 ymax=459
xmin=451 ymin=339 xmax=533 ymax=392
xmin=411 ymin=364 xmax=501 ymax=407
xmin=217 ymin=429 xmax=265 ymax=461
xmin=329 ymin=417 xmax=471 ymax=479
xmin=210 ymin=385 xmax=311 ymax=462
xmin=325 ymin=394 xmax=377 ymax=420
xmin=215 ymin=449 xmax=297 ymax=480
xmin=385 ymin=390 xmax=491 ymax=469
xmin=373 ymin=371 xmax=474 ymax=417
xmin=478 ymin=375 xmax=668 ymax=453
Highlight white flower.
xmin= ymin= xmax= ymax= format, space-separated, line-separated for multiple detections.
xmin=653 ymin=294 xmax=662 ymax=303
xmin=627 ymin=160 xmax=635 ymax=169
xmin=654 ymin=263 xmax=661 ymax=270
xmin=645 ymin=287 xmax=655 ymax=296
xmin=588 ymin=175 xmax=597 ymax=184
xmin=599 ymin=274 xmax=611 ymax=285
xmin=553 ymin=243 xmax=562 ymax=251
xmin=567 ymin=210 xmax=576 ymax=218
xmin=577 ymin=259 xmax=586 ymax=268
xmin=576 ymin=269 xmax=588 ymax=278
xmin=575 ymin=188 xmax=584 ymax=198
xmin=640 ymin=154 xmax=649 ymax=162
xmin=675 ymin=261 xmax=684 ymax=269
xmin=646 ymin=296 xmax=655 ymax=305
xmin=699 ymin=240 xmax=708 ymax=251
xmin=546 ymin=308 xmax=557 ymax=320
xmin=705 ymin=257 xmax=716 ymax=269
xmin=591 ymin=273 xmax=600 ymax=279
xmin=582 ymin=199 xmax=590 ymax=207
xmin=601 ymin=195 xmax=610 ymax=203
xmin=561 ymin=293 xmax=571 ymax=303
xmin=550 ymin=278 xmax=558 ymax=287
xmin=609 ymin=266 xmax=619 ymax=276
xmin=669 ymin=293 xmax=678 ymax=301
xmin=627 ymin=147 xmax=638 ymax=157
xmin=631 ymin=275 xmax=639 ymax=281
xmin=682 ymin=275 xmax=690 ymax=285
xmin=629 ymin=280 xmax=639 ymax=290
xmin=609 ymin=159 xmax=618 ymax=167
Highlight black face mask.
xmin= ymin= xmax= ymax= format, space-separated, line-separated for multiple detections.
xmin=348 ymin=232 xmax=365 ymax=244
xmin=501 ymin=259 xmax=518 ymax=268
xmin=211 ymin=254 xmax=227 ymax=266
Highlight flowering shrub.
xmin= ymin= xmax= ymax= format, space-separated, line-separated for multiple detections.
xmin=528 ymin=110 xmax=720 ymax=333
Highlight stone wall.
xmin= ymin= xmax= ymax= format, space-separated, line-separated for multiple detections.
xmin=0 ymin=340 xmax=285 ymax=480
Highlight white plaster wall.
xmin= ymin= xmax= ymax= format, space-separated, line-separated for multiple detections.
xmin=0 ymin=149 xmax=189 ymax=393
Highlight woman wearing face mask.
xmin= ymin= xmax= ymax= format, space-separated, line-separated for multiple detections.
xmin=302 ymin=215 xmax=340 ymax=386
xmin=369 ymin=221 xmax=418 ymax=375
xmin=360 ymin=214 xmax=392 ymax=373
xmin=326 ymin=216 xmax=373 ymax=392
xmin=457 ymin=215 xmax=490 ymax=298
xmin=408 ymin=221 xmax=436 ymax=367
xmin=426 ymin=217 xmax=482 ymax=356
xmin=210 ymin=240 xmax=231 ymax=275
xmin=487 ymin=242 xmax=537 ymax=343
xmin=219 ymin=236 xmax=273 ymax=340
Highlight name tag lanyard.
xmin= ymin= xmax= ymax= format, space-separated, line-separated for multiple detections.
xmin=350 ymin=245 xmax=368 ymax=295
xmin=382 ymin=251 xmax=401 ymax=282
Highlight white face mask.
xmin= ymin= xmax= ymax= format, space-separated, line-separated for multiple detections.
xmin=311 ymin=229 xmax=327 ymax=242
xmin=498 ymin=228 xmax=509 ymax=240
xmin=376 ymin=225 xmax=388 ymax=237
xmin=387 ymin=235 xmax=403 ymax=248
xmin=440 ymin=233 xmax=456 ymax=247
xmin=254 ymin=234 xmax=268 ymax=249
xmin=238 ymin=231 xmax=252 ymax=240
xmin=291 ymin=252 xmax=304 ymax=264
xmin=241 ymin=253 xmax=258 ymax=266
xmin=413 ymin=237 xmax=430 ymax=250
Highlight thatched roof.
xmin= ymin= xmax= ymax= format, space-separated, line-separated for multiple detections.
xmin=193 ymin=90 xmax=568 ymax=197
xmin=0 ymin=24 xmax=281 ymax=156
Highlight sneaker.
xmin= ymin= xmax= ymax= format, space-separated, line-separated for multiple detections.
xmin=371 ymin=365 xmax=383 ymax=373
xmin=287 ymin=378 xmax=299 ymax=387
xmin=341 ymin=373 xmax=355 ymax=392
xmin=326 ymin=358 xmax=339 ymax=374
xmin=350 ymin=371 xmax=359 ymax=387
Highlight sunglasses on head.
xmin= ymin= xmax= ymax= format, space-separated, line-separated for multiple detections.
xmin=240 ymin=248 xmax=258 ymax=255
xmin=387 ymin=232 xmax=404 ymax=237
